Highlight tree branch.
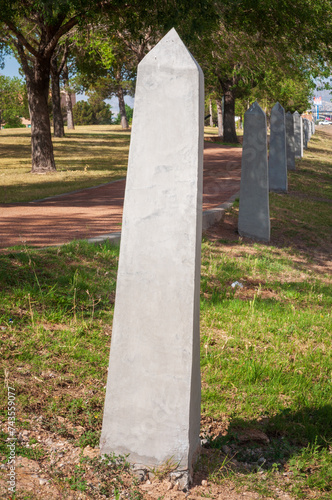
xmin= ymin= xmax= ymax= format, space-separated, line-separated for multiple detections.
xmin=5 ymin=21 xmax=39 ymax=58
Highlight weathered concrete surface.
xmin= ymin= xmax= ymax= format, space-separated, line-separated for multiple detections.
xmin=100 ymin=28 xmax=204 ymax=479
xmin=286 ymin=111 xmax=296 ymax=171
xmin=293 ymin=111 xmax=303 ymax=158
xmin=238 ymin=101 xmax=270 ymax=242
xmin=308 ymin=119 xmax=312 ymax=142
xmin=303 ymin=118 xmax=309 ymax=149
xmin=268 ymin=102 xmax=287 ymax=192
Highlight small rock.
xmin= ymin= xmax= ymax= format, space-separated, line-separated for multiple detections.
xmin=258 ymin=457 xmax=265 ymax=464
xmin=39 ymin=478 xmax=49 ymax=486
xmin=166 ymin=481 xmax=173 ymax=491
xmin=201 ymin=479 xmax=208 ymax=487
xmin=221 ymin=445 xmax=231 ymax=454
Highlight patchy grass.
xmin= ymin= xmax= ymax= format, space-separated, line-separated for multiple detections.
xmin=199 ymin=128 xmax=332 ymax=499
xmin=0 ymin=129 xmax=331 ymax=498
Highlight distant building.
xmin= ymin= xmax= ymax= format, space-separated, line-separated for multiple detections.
xmin=21 ymin=117 xmax=31 ymax=127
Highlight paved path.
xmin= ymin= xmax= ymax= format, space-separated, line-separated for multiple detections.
xmin=0 ymin=142 xmax=241 ymax=249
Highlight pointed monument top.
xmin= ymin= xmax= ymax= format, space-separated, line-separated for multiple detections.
xmin=140 ymin=28 xmax=200 ymax=71
xmin=246 ymin=101 xmax=265 ymax=115
xmin=272 ymin=102 xmax=284 ymax=114
xmin=293 ymin=110 xmax=300 ymax=116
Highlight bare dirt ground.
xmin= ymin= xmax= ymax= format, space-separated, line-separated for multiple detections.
xmin=0 ymin=142 xmax=241 ymax=249
xmin=0 ymin=413 xmax=291 ymax=500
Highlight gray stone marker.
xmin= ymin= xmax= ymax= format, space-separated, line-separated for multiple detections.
xmin=286 ymin=111 xmax=296 ymax=171
xmin=100 ymin=28 xmax=204 ymax=485
xmin=293 ymin=111 xmax=303 ymax=158
xmin=268 ymin=102 xmax=287 ymax=192
xmin=308 ymin=119 xmax=312 ymax=142
xmin=303 ymin=118 xmax=309 ymax=149
xmin=238 ymin=101 xmax=270 ymax=242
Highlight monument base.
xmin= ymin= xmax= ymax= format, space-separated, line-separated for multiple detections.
xmin=130 ymin=443 xmax=201 ymax=491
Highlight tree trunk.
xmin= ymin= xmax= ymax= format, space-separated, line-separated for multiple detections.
xmin=25 ymin=57 xmax=56 ymax=173
xmin=63 ymin=63 xmax=75 ymax=130
xmin=117 ymin=87 xmax=129 ymax=129
xmin=216 ymin=98 xmax=223 ymax=137
xmin=209 ymin=99 xmax=213 ymax=127
xmin=51 ymin=55 xmax=65 ymax=138
xmin=219 ymin=80 xmax=239 ymax=144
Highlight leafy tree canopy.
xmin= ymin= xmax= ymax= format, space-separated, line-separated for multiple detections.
xmin=72 ymin=97 xmax=112 ymax=125
xmin=0 ymin=75 xmax=29 ymax=128
xmin=113 ymin=103 xmax=133 ymax=125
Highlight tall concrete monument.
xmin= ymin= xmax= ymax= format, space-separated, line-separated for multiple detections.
xmin=293 ymin=111 xmax=303 ymax=158
xmin=100 ymin=29 xmax=204 ymax=486
xmin=268 ymin=102 xmax=287 ymax=193
xmin=238 ymin=101 xmax=270 ymax=242
xmin=286 ymin=111 xmax=296 ymax=171
xmin=303 ymin=118 xmax=309 ymax=149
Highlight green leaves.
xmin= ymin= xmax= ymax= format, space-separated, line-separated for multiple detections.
xmin=0 ymin=75 xmax=29 ymax=128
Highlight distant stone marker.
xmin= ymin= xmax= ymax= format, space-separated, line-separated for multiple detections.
xmin=303 ymin=118 xmax=309 ymax=149
xmin=268 ymin=102 xmax=287 ymax=192
xmin=286 ymin=111 xmax=296 ymax=171
xmin=308 ymin=119 xmax=312 ymax=142
xmin=238 ymin=101 xmax=270 ymax=242
xmin=100 ymin=28 xmax=204 ymax=486
xmin=293 ymin=111 xmax=303 ymax=158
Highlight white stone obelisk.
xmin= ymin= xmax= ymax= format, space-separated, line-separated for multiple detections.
xmin=268 ymin=102 xmax=287 ymax=193
xmin=238 ymin=101 xmax=270 ymax=242
xmin=293 ymin=111 xmax=303 ymax=158
xmin=100 ymin=29 xmax=204 ymax=483
xmin=286 ymin=111 xmax=296 ymax=171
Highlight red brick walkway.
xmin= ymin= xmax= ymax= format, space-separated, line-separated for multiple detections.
xmin=0 ymin=142 xmax=241 ymax=249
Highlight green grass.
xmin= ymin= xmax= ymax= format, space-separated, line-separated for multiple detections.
xmin=0 ymin=129 xmax=331 ymax=498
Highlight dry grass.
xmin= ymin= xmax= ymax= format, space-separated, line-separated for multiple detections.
xmin=0 ymin=125 xmax=131 ymax=203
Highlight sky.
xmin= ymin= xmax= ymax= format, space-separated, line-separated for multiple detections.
xmin=0 ymin=54 xmax=134 ymax=114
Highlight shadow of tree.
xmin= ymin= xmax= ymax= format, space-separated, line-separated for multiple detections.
xmin=195 ymin=405 xmax=332 ymax=493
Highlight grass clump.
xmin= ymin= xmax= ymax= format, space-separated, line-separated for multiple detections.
xmin=198 ymin=128 xmax=332 ymax=498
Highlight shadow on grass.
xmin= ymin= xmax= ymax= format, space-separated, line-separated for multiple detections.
xmin=64 ymin=131 xmax=131 ymax=140
xmin=1 ymin=138 xmax=129 ymax=158
xmin=197 ymin=405 xmax=332 ymax=492
xmin=53 ymin=138 xmax=130 ymax=149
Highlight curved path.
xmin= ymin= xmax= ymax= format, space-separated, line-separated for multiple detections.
xmin=0 ymin=142 xmax=242 ymax=249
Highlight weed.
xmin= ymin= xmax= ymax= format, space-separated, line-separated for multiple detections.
xmin=148 ymin=457 xmax=180 ymax=480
